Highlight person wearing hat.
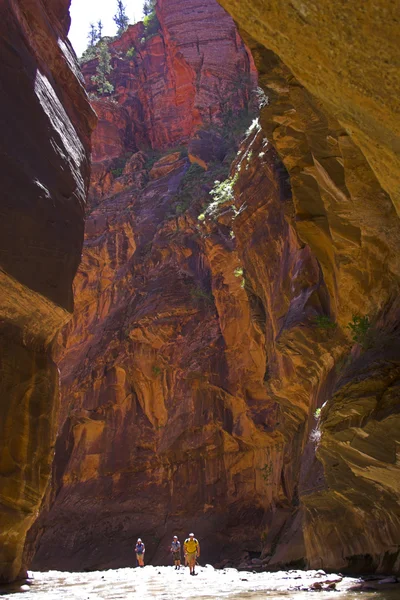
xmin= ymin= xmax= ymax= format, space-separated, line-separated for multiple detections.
xmin=135 ymin=538 xmax=145 ymax=567
xmin=183 ymin=533 xmax=200 ymax=575
xmin=170 ymin=535 xmax=181 ymax=569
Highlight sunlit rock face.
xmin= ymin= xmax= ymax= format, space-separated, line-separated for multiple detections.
xmin=215 ymin=1 xmax=400 ymax=574
xmin=30 ymin=120 xmax=308 ymax=570
xmin=26 ymin=0 xmax=295 ymax=571
xmin=0 ymin=0 xmax=95 ymax=584
xmin=217 ymin=0 xmax=400 ymax=216
xmin=25 ymin=0 xmax=400 ymax=577
xmin=81 ymin=0 xmax=257 ymax=156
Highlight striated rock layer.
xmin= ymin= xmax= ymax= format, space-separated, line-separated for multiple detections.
xmin=28 ymin=0 xmax=400 ymax=576
xmin=217 ymin=0 xmax=400 ymax=574
xmin=82 ymin=0 xmax=256 ymax=157
xmin=217 ymin=0 xmax=400 ymax=215
xmin=0 ymin=0 xmax=95 ymax=583
xmin=29 ymin=0 xmax=272 ymax=571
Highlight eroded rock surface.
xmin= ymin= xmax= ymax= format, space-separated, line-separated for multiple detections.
xmin=0 ymin=0 xmax=94 ymax=583
xmin=217 ymin=0 xmax=400 ymax=215
xmin=216 ymin=0 xmax=400 ymax=574
xmin=26 ymin=0 xmax=400 ymax=577
xmin=82 ymin=0 xmax=256 ymax=155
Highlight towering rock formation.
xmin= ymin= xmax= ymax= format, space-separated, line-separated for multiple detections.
xmin=0 ymin=0 xmax=94 ymax=583
xmin=28 ymin=0 xmax=400 ymax=576
xmin=83 ymin=0 xmax=256 ymax=157
xmin=29 ymin=0 xmax=266 ymax=571
xmin=216 ymin=0 xmax=400 ymax=574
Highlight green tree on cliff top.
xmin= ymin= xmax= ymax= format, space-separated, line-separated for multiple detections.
xmin=91 ymin=42 xmax=114 ymax=96
xmin=143 ymin=0 xmax=156 ymax=16
xmin=87 ymin=23 xmax=97 ymax=47
xmin=114 ymin=0 xmax=129 ymax=36
xmin=97 ymin=19 xmax=104 ymax=41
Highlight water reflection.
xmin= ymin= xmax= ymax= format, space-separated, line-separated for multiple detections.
xmin=0 ymin=566 xmax=398 ymax=600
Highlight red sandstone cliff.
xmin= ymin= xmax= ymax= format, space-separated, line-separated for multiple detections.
xmin=0 ymin=0 xmax=95 ymax=583
xmin=80 ymin=3 xmax=256 ymax=168
xmin=28 ymin=0 xmax=274 ymax=570
xmin=28 ymin=0 xmax=400 ymax=577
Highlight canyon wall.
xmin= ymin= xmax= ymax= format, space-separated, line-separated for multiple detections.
xmin=217 ymin=0 xmax=400 ymax=574
xmin=0 ymin=0 xmax=94 ymax=583
xmin=28 ymin=0 xmax=400 ymax=576
xmin=29 ymin=0 xmax=268 ymax=571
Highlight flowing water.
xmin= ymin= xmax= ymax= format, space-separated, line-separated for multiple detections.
xmin=0 ymin=566 xmax=398 ymax=599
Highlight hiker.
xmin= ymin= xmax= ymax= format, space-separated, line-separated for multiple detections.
xmin=135 ymin=538 xmax=145 ymax=567
xmin=170 ymin=535 xmax=181 ymax=569
xmin=183 ymin=532 xmax=200 ymax=575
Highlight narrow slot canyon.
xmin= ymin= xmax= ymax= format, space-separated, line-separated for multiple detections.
xmin=0 ymin=0 xmax=399 ymax=598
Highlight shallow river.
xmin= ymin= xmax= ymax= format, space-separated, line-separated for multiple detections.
xmin=0 ymin=566 xmax=398 ymax=600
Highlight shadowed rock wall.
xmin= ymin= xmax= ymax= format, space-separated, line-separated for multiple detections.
xmin=0 ymin=0 xmax=95 ymax=583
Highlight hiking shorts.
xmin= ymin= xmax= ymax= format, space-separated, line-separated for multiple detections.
xmin=173 ymin=551 xmax=180 ymax=561
xmin=186 ymin=551 xmax=197 ymax=565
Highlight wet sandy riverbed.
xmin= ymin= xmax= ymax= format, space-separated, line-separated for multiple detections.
xmin=0 ymin=566 xmax=398 ymax=599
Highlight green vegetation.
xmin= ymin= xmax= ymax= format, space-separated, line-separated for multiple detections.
xmin=172 ymin=163 xmax=205 ymax=215
xmin=197 ymin=173 xmax=239 ymax=219
xmin=233 ymin=266 xmax=246 ymax=288
xmin=126 ymin=47 xmax=136 ymax=58
xmin=88 ymin=23 xmax=98 ymax=47
xmin=80 ymin=46 xmax=97 ymax=64
xmin=91 ymin=42 xmax=114 ymax=95
xmin=158 ymin=155 xmax=231 ymax=220
xmin=143 ymin=149 xmax=163 ymax=172
xmin=261 ymin=463 xmax=273 ymax=483
xmin=152 ymin=365 xmax=161 ymax=377
xmin=143 ymin=0 xmax=156 ymax=15
xmin=143 ymin=11 xmax=160 ymax=37
xmin=347 ymin=314 xmax=371 ymax=347
xmin=80 ymin=20 xmax=106 ymax=64
xmin=314 ymin=408 xmax=321 ymax=418
xmin=313 ymin=314 xmax=337 ymax=330
xmin=113 ymin=0 xmax=129 ymax=36
xmin=109 ymin=153 xmax=133 ymax=178
xmin=209 ymin=174 xmax=238 ymax=206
